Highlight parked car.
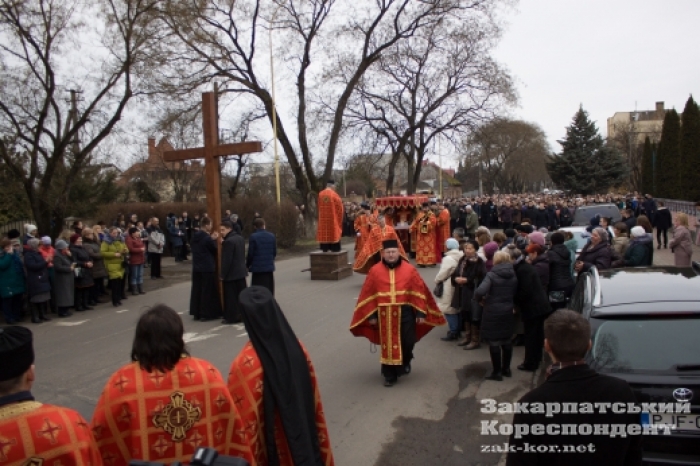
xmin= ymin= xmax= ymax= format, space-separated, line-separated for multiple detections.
xmin=572 ymin=203 xmax=622 ymax=226
xmin=571 ymin=265 xmax=700 ymax=465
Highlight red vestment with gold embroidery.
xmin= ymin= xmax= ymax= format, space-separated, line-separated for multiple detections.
xmin=90 ymin=357 xmax=254 ymax=466
xmin=315 ymin=188 xmax=344 ymax=244
xmin=353 ymin=214 xmax=373 ymax=259
xmin=349 ymin=260 xmax=446 ymax=365
xmin=0 ymin=401 xmax=101 ymax=466
xmin=226 ymin=342 xmax=334 ymax=466
xmin=437 ymin=208 xmax=451 ymax=253
xmin=409 ymin=212 xmax=438 ymax=265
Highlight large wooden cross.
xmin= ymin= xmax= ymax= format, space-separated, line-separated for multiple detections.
xmin=163 ymin=92 xmax=262 ymax=296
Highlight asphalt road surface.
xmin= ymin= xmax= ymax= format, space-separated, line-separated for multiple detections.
xmin=31 ymin=249 xmax=540 ymax=466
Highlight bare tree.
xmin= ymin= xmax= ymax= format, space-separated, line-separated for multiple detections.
xmin=463 ymin=118 xmax=550 ymax=194
xmin=156 ymin=0 xmax=501 ymax=211
xmin=344 ymin=8 xmax=514 ymax=194
xmin=0 ymin=0 xmax=162 ymax=237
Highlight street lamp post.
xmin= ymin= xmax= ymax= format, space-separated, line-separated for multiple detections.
xmin=269 ymin=3 xmax=283 ymax=205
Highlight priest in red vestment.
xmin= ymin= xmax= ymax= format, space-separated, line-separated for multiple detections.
xmin=0 ymin=326 xmax=102 ymax=465
xmin=90 ymin=305 xmax=254 ymax=465
xmin=350 ymin=239 xmax=446 ymax=386
xmin=316 ymin=180 xmax=344 ymax=252
xmin=437 ymin=202 xmax=451 ymax=254
xmin=227 ymin=287 xmax=334 ymax=466
xmin=353 ymin=210 xmax=406 ymax=274
xmin=353 ymin=203 xmax=373 ymax=259
xmin=410 ymin=202 xmax=439 ymax=267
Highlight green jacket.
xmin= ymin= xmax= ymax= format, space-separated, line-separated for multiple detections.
xmin=0 ymin=251 xmax=26 ymax=298
xmin=101 ymin=238 xmax=128 ymax=280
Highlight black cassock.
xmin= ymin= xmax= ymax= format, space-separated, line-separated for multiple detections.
xmin=189 ymin=272 xmax=222 ymax=320
xmin=223 ymin=278 xmax=247 ymax=323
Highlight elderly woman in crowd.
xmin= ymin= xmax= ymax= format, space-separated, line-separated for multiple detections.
xmin=617 ymin=226 xmax=653 ymax=267
xmin=452 ymin=240 xmax=487 ymax=350
xmin=483 ymin=241 xmax=499 ymax=272
xmin=0 ymin=238 xmax=26 ymax=324
xmin=669 ymin=213 xmax=693 ymax=267
xmin=475 ymin=250 xmax=518 ymax=381
xmin=69 ymin=234 xmax=94 ymax=311
xmin=24 ymin=238 xmax=53 ymax=321
xmin=102 ymin=227 xmax=129 ymax=307
xmin=148 ymin=217 xmax=165 ymax=279
xmin=434 ymin=238 xmax=464 ymax=341
xmin=83 ymin=227 xmax=107 ymax=304
xmin=575 ymin=227 xmax=612 ymax=274
xmin=53 ymin=240 xmax=76 ymax=317
xmin=38 ymin=236 xmax=57 ymax=313
xmin=126 ymin=227 xmax=146 ymax=295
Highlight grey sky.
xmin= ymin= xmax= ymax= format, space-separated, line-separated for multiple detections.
xmin=493 ymin=0 xmax=700 ymax=151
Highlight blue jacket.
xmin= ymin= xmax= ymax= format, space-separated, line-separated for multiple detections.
xmin=169 ymin=224 xmax=183 ymax=247
xmin=0 ymin=251 xmax=26 ymax=298
xmin=246 ymin=229 xmax=277 ymax=273
xmin=23 ymin=249 xmax=50 ymax=297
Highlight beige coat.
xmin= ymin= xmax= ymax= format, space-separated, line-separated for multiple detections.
xmin=669 ymin=225 xmax=693 ymax=267
xmin=612 ymin=236 xmax=629 ymax=257
xmin=434 ymin=249 xmax=463 ymax=314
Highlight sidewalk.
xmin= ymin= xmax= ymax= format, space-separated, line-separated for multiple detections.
xmin=650 ymin=230 xmax=700 ymax=267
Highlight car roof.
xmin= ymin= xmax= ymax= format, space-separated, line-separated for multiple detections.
xmin=592 ymin=267 xmax=700 ymax=314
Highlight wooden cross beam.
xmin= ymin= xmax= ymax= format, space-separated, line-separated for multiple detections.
xmin=163 ymin=92 xmax=263 ymax=301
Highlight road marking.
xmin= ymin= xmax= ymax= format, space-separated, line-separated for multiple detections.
xmin=183 ymin=332 xmax=219 ymax=343
xmin=233 ymin=324 xmax=245 ymax=331
xmin=236 ymin=332 xmax=248 ymax=338
xmin=116 ymin=309 xmax=129 ymax=313
xmin=55 ymin=320 xmax=89 ymax=327
xmin=178 ymin=312 xmax=184 ymax=315
xmin=208 ymin=325 xmax=230 ymax=332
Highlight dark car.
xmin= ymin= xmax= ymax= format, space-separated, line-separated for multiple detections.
xmin=571 ymin=266 xmax=700 ymax=465
xmin=572 ymin=203 xmax=622 ymax=226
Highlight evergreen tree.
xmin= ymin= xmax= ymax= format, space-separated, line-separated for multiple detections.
xmin=680 ymin=96 xmax=700 ymax=201
xmin=656 ymin=109 xmax=681 ymax=199
xmin=546 ymin=106 xmax=627 ymax=195
xmin=641 ymin=136 xmax=653 ymax=195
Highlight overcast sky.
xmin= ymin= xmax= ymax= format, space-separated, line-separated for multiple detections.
xmin=493 ymin=0 xmax=700 ymax=151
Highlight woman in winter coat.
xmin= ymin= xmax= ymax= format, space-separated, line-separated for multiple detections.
xmin=452 ymin=240 xmax=487 ymax=349
xmin=69 ymin=234 xmax=94 ymax=311
xmin=1 ymin=238 xmax=26 ymax=323
xmin=507 ymin=245 xmax=551 ymax=372
xmin=669 ymin=213 xmax=693 ymax=267
xmin=618 ymin=226 xmax=654 ymax=267
xmin=475 ymin=250 xmax=518 ymax=381
xmin=24 ymin=238 xmax=53 ymax=322
xmin=575 ymin=228 xmax=612 ymax=274
xmin=53 ymin=240 xmax=76 ymax=317
xmin=125 ymin=227 xmax=146 ymax=295
xmin=101 ymin=227 xmax=128 ymax=307
xmin=483 ymin=241 xmax=499 ymax=272
xmin=526 ymin=243 xmax=549 ymax=292
xmin=547 ymin=232 xmax=575 ymax=311
xmin=611 ymin=222 xmax=630 ymax=257
xmin=434 ymin=238 xmax=464 ymax=341
xmin=83 ymin=227 xmax=107 ymax=304
xmin=148 ymin=218 xmax=165 ymax=279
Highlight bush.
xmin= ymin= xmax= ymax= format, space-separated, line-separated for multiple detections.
xmin=262 ymin=200 xmax=299 ymax=249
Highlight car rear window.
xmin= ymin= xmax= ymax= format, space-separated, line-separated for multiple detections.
xmin=573 ymin=206 xmax=621 ymax=226
xmin=590 ymin=319 xmax=700 ymax=373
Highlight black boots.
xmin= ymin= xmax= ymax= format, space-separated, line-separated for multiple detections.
xmin=138 ymin=285 xmax=146 ymax=295
xmin=32 ymin=303 xmax=51 ymax=323
xmin=441 ymin=331 xmax=458 ymax=341
xmin=131 ymin=284 xmax=138 ymax=296
xmin=485 ymin=345 xmax=503 ymax=381
xmin=502 ymin=344 xmax=513 ymax=377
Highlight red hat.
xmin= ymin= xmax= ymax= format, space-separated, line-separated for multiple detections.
xmin=69 ymin=233 xmax=81 ymax=244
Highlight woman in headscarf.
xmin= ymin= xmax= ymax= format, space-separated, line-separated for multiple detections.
xmin=69 ymin=233 xmax=94 ymax=311
xmin=227 ymin=286 xmax=334 ymax=465
xmin=574 ymin=227 xmax=612 ymax=274
xmin=53 ymin=240 xmax=76 ymax=317
xmin=434 ymin=238 xmax=463 ymax=341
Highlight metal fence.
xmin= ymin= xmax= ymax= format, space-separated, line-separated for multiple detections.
xmin=657 ymin=198 xmax=697 ymax=217
xmin=0 ymin=219 xmax=36 ymax=238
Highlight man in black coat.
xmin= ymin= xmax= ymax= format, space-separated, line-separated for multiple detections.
xmin=220 ymin=220 xmax=248 ymax=324
xmin=189 ymin=217 xmax=222 ymax=321
xmin=246 ymin=218 xmax=277 ymax=295
xmin=511 ymin=250 xmax=550 ymax=372
xmin=653 ymin=201 xmax=673 ymax=249
xmin=506 ymin=310 xmax=642 ymax=466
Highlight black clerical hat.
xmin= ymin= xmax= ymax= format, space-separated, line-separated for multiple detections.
xmin=327 ymin=179 xmax=335 ymax=185
xmin=382 ymin=239 xmax=399 ymax=249
xmin=0 ymin=326 xmax=34 ymax=382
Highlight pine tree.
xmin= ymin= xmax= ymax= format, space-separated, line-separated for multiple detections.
xmin=656 ymin=109 xmax=681 ymax=199
xmin=641 ymin=136 xmax=653 ymax=195
xmin=680 ymin=96 xmax=700 ymax=201
xmin=546 ymin=106 xmax=628 ymax=195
